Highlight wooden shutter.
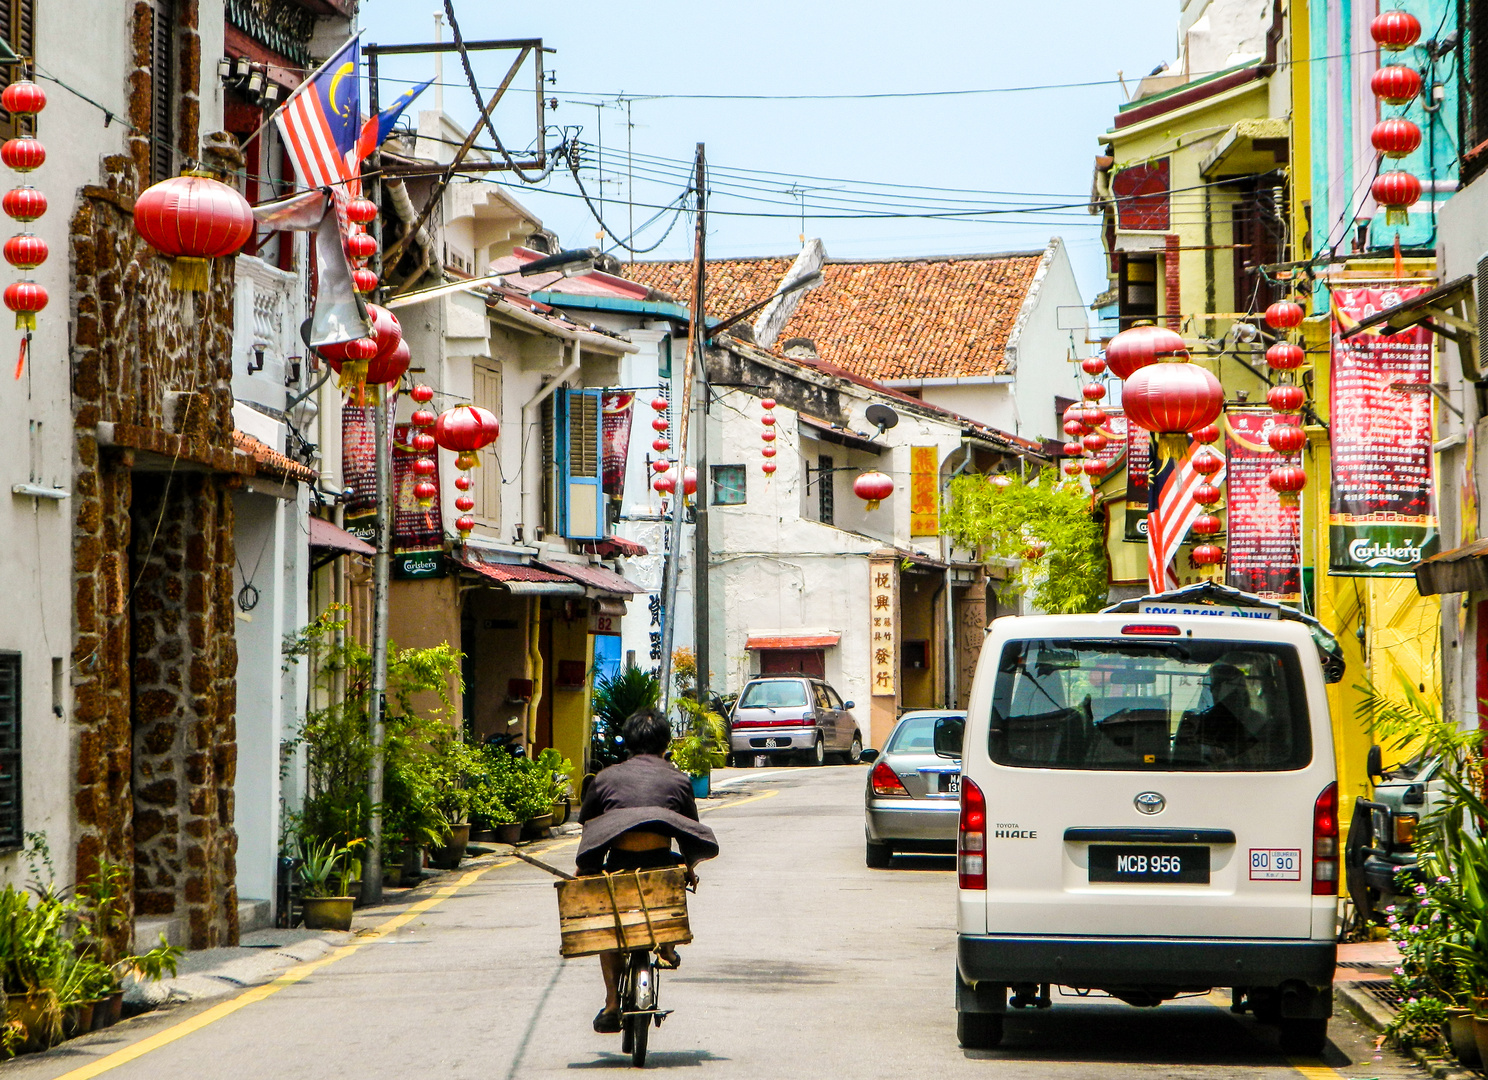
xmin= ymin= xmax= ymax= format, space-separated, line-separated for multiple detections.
xmin=472 ymin=361 xmax=502 ymax=528
xmin=1477 ymin=252 xmax=1488 ymax=377
xmin=560 ymin=388 xmax=603 ymax=539
xmin=0 ymin=0 xmax=35 ymax=139
xmin=0 ymin=654 xmax=22 ymax=850
xmin=149 ymin=0 xmax=176 ymax=183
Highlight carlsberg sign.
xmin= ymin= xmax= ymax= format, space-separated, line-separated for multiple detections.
xmin=1330 ymin=524 xmax=1437 ymax=577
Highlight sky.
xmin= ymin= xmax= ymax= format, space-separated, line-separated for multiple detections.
xmin=357 ymin=0 xmax=1179 ymax=309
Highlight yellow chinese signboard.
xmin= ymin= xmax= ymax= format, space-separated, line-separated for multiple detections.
xmin=910 ymin=446 xmax=938 ymax=535
xmin=869 ymin=560 xmax=896 ymax=696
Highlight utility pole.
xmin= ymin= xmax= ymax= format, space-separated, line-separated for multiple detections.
xmin=658 ymin=143 xmax=705 ymax=711
xmin=362 ymin=58 xmax=388 ymax=906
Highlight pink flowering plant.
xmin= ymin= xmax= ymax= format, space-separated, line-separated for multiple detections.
xmin=1382 ymin=871 xmax=1471 ymax=1047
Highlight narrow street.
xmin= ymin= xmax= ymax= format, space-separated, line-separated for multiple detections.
xmin=9 ymin=767 xmax=1417 ymax=1080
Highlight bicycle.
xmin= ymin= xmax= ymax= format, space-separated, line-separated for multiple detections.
xmin=618 ymin=946 xmax=670 ymax=1067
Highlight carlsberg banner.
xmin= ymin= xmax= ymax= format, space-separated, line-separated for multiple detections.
xmin=1328 ymin=287 xmax=1439 ymax=577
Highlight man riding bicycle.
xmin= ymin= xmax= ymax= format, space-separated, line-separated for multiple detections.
xmin=577 ymin=707 xmax=719 ymax=1034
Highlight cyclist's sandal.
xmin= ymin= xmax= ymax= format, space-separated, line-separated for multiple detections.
xmin=593 ymin=1008 xmax=622 ymax=1034
xmin=655 ymin=947 xmax=681 ymax=970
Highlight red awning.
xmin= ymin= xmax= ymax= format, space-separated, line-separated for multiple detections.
xmin=539 ymin=560 xmax=644 ymax=596
xmin=457 ymin=552 xmax=585 ymax=596
xmin=745 ymin=633 xmax=841 ymax=650
xmin=581 ymin=536 xmax=648 ymax=557
xmin=308 ymin=515 xmax=376 ymax=556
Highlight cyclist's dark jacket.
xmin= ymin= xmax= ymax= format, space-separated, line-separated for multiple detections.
xmin=575 ymin=753 xmax=719 ymax=875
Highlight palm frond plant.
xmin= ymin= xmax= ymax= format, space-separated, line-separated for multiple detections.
xmin=591 ymin=666 xmax=661 ymax=768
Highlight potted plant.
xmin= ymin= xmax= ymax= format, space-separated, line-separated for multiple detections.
xmin=297 ymin=838 xmax=358 ymax=931
xmin=591 ymin=666 xmax=660 ymax=770
xmin=672 ymin=694 xmax=727 ymax=799
xmin=532 ymin=748 xmax=575 ymax=825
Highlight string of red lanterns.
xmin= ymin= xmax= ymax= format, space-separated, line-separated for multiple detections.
xmin=650 ymin=393 xmax=675 ymax=494
xmin=433 ymin=403 xmax=499 ymax=538
xmin=1263 ymin=300 xmax=1309 ymax=507
xmin=0 ymin=79 xmax=47 ymax=351
xmin=1369 ymin=10 xmax=1424 ymax=227
xmin=761 ymin=398 xmax=778 ymax=476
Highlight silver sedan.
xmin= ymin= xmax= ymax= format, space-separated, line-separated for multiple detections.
xmin=864 ymin=710 xmax=965 ymax=867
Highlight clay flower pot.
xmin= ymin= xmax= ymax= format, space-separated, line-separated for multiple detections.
xmin=1447 ymin=1007 xmax=1480 ymax=1066
xmin=301 ymin=896 xmax=354 ymax=931
xmin=495 ymin=822 xmax=523 ymax=845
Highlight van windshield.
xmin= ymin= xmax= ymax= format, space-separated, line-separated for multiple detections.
xmin=989 ymin=638 xmax=1311 ymax=772
xmin=739 ymin=680 xmax=808 ymax=708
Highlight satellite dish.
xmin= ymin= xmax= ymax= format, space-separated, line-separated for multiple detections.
xmin=865 ymin=403 xmax=900 ymax=435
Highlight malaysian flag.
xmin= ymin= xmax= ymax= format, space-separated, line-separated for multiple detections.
xmin=1147 ymin=441 xmax=1227 ymax=592
xmin=274 ymin=37 xmax=361 ymax=192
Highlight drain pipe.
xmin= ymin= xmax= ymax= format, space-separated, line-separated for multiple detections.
xmin=944 ymin=437 xmax=974 ymax=709
xmin=519 ymin=341 xmax=582 ymax=542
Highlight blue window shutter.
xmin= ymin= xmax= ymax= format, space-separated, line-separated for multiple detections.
xmin=562 ymin=388 xmax=604 ymax=539
xmin=555 ymin=389 xmax=572 ymax=536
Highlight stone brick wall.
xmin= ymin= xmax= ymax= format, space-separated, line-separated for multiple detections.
xmin=70 ymin=0 xmax=243 ymax=950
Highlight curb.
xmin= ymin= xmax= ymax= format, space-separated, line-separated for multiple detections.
xmin=1336 ymin=980 xmax=1482 ymax=1080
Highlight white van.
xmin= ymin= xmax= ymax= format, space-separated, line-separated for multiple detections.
xmin=949 ymin=601 xmax=1340 ymax=1055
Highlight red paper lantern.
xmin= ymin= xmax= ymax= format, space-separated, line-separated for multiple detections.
xmin=654 ymin=471 xmax=676 ymax=493
xmin=1063 ymin=402 xmax=1087 ymax=425
xmin=1193 ymin=423 xmax=1220 ymax=444
xmin=133 ymin=173 xmax=254 ymax=290
xmin=652 ymin=438 xmax=670 ymax=453
xmin=1105 ymin=324 xmax=1187 ymax=380
xmin=433 ymin=405 xmax=501 ymax=464
xmin=346 ymin=197 xmax=379 ymax=224
xmin=1 ymin=185 xmax=44 ymax=222
xmin=1082 ymin=383 xmax=1106 ymax=402
xmin=456 ymin=515 xmax=475 ymax=537
xmin=1372 ymin=118 xmax=1423 ymax=159
xmin=1081 ymin=356 xmax=1107 ymax=377
xmin=1372 ymin=170 xmax=1422 ymax=225
xmin=762 ymin=446 xmax=777 ymax=459
xmin=413 ymin=480 xmax=437 ymax=507
xmin=413 ymin=432 xmax=437 ymax=454
xmin=1063 ymin=419 xmax=1087 ymax=439
xmin=411 ymin=384 xmax=434 ymax=404
xmin=1082 ymin=406 xmax=1109 ymax=429
xmin=1062 ymin=460 xmax=1083 ymax=477
xmin=651 ymin=416 xmax=669 ymax=432
xmin=992 ymin=475 xmax=1014 ymax=489
xmin=683 ymin=467 xmax=698 ymax=497
xmin=412 ymin=457 xmax=435 ymax=478
xmin=2 ymin=233 xmax=44 ymax=270
xmin=0 ymin=81 xmax=45 ymax=116
xmin=454 ymin=475 xmax=472 ymax=491
xmin=1264 ymin=301 xmax=1304 ymax=330
xmin=1193 ymin=482 xmax=1222 ymax=506
xmin=1082 ymin=432 xmax=1108 ymax=454
xmin=761 ymin=398 xmax=776 ymax=410
xmin=411 ymin=409 xmax=436 ymax=429
xmin=346 ymin=230 xmax=378 ymax=260
xmin=362 ymin=304 xmax=406 ymax=386
xmin=762 ymin=462 xmax=777 ymax=476
xmin=320 ymin=334 xmax=378 ymax=390
xmin=1062 ymin=441 xmax=1084 ymax=458
xmin=853 ymin=471 xmax=894 ymax=511
xmin=651 ymin=397 xmax=668 ymax=412
xmin=1268 ymin=423 xmax=1307 ymax=456
xmin=1265 ymin=342 xmax=1305 ymax=371
xmin=1123 ymin=361 xmax=1224 ymax=458
xmin=455 ymin=495 xmax=475 ymax=513
xmin=3 ymin=279 xmax=44 ymax=330
xmin=1371 ymin=9 xmax=1421 ymax=51
xmin=762 ymin=430 xmax=777 ymax=442
xmin=353 ymin=267 xmax=379 ymax=294
xmin=1192 ymin=544 xmax=1225 ymax=567
xmin=455 ymin=451 xmax=479 ymax=471
xmin=1371 ymin=65 xmax=1422 ymax=106
xmin=0 ymin=138 xmax=43 ymax=172
xmin=1268 ymin=384 xmax=1306 ymax=413
xmin=1083 ymin=459 xmax=1105 ymax=478
xmin=1191 ymin=447 xmax=1224 ymax=475
xmin=652 ymin=458 xmax=671 ymax=474
xmin=1268 ymin=464 xmax=1307 ymax=506
xmin=761 ymin=414 xmax=777 ymax=427
xmin=1191 ymin=513 xmax=1222 ymax=536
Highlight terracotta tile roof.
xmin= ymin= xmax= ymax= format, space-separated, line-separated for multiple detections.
xmin=623 ymin=251 xmax=1048 ymax=380
xmin=232 ymin=431 xmax=317 ymax=482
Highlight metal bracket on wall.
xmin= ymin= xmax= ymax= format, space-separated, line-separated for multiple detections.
xmin=11 ymin=484 xmax=68 ymax=500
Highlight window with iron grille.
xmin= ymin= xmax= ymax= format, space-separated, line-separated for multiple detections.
xmin=0 ymin=654 xmax=22 ymax=850
xmin=711 ymin=464 xmax=746 ymax=505
xmin=149 ymin=0 xmax=176 ymax=184
xmin=0 ymin=0 xmax=34 ymax=140
xmin=818 ymin=454 xmax=834 ymax=525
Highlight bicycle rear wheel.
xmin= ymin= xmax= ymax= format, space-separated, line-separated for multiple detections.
xmin=628 ymin=1012 xmax=649 ymax=1067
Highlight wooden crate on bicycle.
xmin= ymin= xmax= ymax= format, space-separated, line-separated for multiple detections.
xmin=555 ymin=867 xmax=692 ymax=958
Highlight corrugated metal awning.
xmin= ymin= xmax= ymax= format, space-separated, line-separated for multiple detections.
xmin=1414 ymin=536 xmax=1488 ymax=596
xmin=541 ymin=560 xmax=644 ymax=596
xmin=457 ymin=551 xmax=586 ymax=596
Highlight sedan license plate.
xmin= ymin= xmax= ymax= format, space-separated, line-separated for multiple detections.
xmin=764 ymin=738 xmax=780 ymax=748
xmin=940 ymin=773 xmax=960 ymax=795
xmin=1087 ymin=845 xmax=1209 ymax=885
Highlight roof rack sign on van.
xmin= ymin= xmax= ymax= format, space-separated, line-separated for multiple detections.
xmin=1103 ymin=582 xmax=1345 ymax=683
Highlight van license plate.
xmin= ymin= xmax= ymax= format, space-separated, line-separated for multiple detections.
xmin=1088 ymin=845 xmax=1210 ymax=885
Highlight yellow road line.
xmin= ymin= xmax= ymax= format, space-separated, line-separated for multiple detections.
xmin=1202 ymin=989 xmax=1348 ymax=1079
xmin=52 ymin=784 xmax=781 ymax=1079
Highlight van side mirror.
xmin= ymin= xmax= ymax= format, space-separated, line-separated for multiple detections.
xmin=933 ymin=715 xmax=964 ymax=759
xmin=860 ymin=748 xmax=879 ymax=763
xmin=1366 ymin=744 xmax=1384 ymax=782
xmin=843 ymin=701 xmax=855 ymax=710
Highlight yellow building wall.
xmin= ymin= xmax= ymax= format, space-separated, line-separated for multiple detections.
xmin=549 ymin=615 xmax=595 ymax=784
xmin=388 ymin=576 xmax=465 ymax=729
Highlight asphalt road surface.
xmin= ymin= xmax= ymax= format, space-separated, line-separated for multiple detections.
xmin=12 ymin=765 xmax=1420 ymax=1079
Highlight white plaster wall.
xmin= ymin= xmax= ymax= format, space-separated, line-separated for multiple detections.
xmin=917 ymin=383 xmax=1015 ymax=432
xmin=1183 ymin=0 xmax=1270 ymax=74
xmin=1007 ymin=239 xmax=1090 ymax=445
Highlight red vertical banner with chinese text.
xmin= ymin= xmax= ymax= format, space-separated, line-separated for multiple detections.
xmin=391 ymin=423 xmax=444 ymax=578
xmin=601 ymin=392 xmax=635 ymax=496
xmin=1329 ymin=287 xmax=1438 ymax=575
xmin=910 ymin=446 xmax=939 ymax=535
xmin=1224 ymin=410 xmax=1301 ymax=601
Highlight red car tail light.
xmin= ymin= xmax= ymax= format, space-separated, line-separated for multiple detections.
xmin=1312 ymin=781 xmax=1338 ymax=895
xmin=870 ymin=760 xmax=908 ymax=796
xmin=959 ymin=776 xmax=986 ymax=890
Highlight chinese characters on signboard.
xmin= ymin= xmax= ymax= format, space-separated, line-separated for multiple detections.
xmin=910 ymin=446 xmax=938 ymax=535
xmin=1224 ymin=411 xmax=1301 ymax=601
xmin=1329 ymin=287 xmax=1439 ymax=576
xmin=869 ymin=560 xmax=896 ymax=696
xmin=1125 ymin=422 xmax=1152 ymax=542
xmin=391 ymin=423 xmax=446 ymax=579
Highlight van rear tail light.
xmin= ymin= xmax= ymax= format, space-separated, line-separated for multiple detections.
xmin=1121 ymin=624 xmax=1181 ymax=636
xmin=1312 ymin=781 xmax=1339 ymax=895
xmin=958 ymin=776 xmax=987 ymax=891
xmin=870 ymin=760 xmax=909 ymax=797
xmin=1395 ymin=813 xmax=1418 ymax=846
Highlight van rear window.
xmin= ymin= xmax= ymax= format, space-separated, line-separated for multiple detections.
xmin=739 ymin=680 xmax=808 ymax=708
xmin=989 ymin=638 xmax=1311 ymax=772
